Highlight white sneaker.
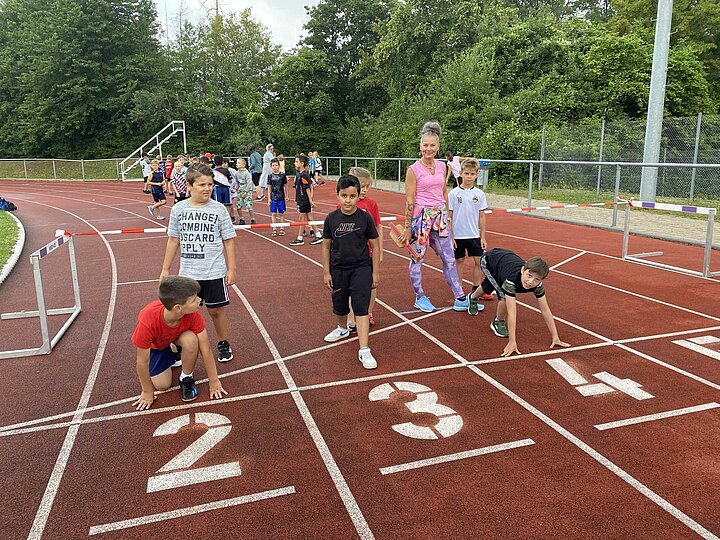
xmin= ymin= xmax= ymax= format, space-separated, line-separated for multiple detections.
xmin=358 ymin=348 xmax=377 ymax=369
xmin=146 ymin=205 xmax=155 ymax=216
xmin=324 ymin=326 xmax=350 ymax=343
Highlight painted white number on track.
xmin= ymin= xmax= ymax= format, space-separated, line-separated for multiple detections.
xmin=369 ymin=381 xmax=463 ymax=440
xmin=146 ymin=412 xmax=241 ymax=493
xmin=546 ymin=358 xmax=654 ymax=400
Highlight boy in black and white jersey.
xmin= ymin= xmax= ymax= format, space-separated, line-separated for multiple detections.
xmin=468 ymin=248 xmax=571 ymax=357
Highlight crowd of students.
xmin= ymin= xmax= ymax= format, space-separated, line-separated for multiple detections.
xmin=133 ymin=130 xmax=570 ymax=410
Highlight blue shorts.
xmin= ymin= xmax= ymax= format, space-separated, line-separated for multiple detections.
xmin=149 ymin=346 xmax=178 ymax=376
xmin=151 ymin=185 xmax=166 ymax=203
xmin=270 ymin=200 xmax=286 ymax=214
xmin=212 ymin=185 xmax=232 ymax=206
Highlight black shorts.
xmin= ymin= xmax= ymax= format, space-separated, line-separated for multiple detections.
xmin=251 ymin=172 xmax=261 ymax=186
xmin=151 ymin=185 xmax=166 ymax=202
xmin=453 ymin=238 xmax=483 ymax=259
xmin=297 ymin=202 xmax=312 ymax=214
xmin=197 ymin=277 xmax=230 ymax=308
xmin=331 ymin=265 xmax=372 ymax=317
xmin=480 ymin=254 xmax=504 ymax=299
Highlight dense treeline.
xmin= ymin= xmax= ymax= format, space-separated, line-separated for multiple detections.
xmin=0 ymin=0 xmax=717 ymax=162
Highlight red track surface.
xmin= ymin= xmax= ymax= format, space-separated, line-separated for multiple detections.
xmin=1 ymin=179 xmax=719 ymax=539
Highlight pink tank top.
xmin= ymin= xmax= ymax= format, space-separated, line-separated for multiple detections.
xmin=410 ymin=160 xmax=447 ymax=210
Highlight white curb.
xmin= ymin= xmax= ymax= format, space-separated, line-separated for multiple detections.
xmin=0 ymin=211 xmax=26 ymax=286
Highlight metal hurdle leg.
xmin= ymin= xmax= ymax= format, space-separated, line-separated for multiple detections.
xmin=703 ymin=209 xmax=718 ymax=278
xmin=0 ymin=235 xmax=82 ymax=359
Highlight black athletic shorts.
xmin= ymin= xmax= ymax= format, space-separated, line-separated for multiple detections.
xmin=151 ymin=185 xmax=166 ymax=202
xmin=330 ymin=265 xmax=372 ymax=317
xmin=453 ymin=237 xmax=483 ymax=259
xmin=251 ymin=172 xmax=261 ymax=186
xmin=297 ymin=202 xmax=312 ymax=214
xmin=197 ymin=277 xmax=230 ymax=308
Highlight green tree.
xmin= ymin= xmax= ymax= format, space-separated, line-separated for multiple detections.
xmin=0 ymin=0 xmax=161 ymax=157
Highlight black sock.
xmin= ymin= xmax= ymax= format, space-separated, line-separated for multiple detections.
xmin=456 ymin=296 xmax=466 ymax=301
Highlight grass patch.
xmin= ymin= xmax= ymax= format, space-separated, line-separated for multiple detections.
xmin=0 ymin=211 xmax=19 ymax=271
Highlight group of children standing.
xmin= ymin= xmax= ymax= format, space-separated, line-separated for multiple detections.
xmin=133 ymin=151 xmax=570 ymax=410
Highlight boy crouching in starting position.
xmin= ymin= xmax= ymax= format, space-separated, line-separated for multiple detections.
xmin=131 ymin=276 xmax=228 ymax=410
xmin=467 ymin=248 xmax=571 ymax=357
xmin=322 ymin=175 xmax=381 ymax=369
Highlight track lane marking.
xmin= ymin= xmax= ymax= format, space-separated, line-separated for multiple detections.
xmin=594 ymin=403 xmax=720 ymax=431
xmin=88 ymin=487 xmax=296 ymax=535
xmin=379 ymin=439 xmax=536 ymax=475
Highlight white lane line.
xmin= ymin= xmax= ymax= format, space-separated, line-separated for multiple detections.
xmin=117 ymin=278 xmax=159 ymax=286
xmin=672 ymin=339 xmax=720 ymax=361
xmin=231 ymin=283 xmax=375 ymax=540
xmin=550 ymin=251 xmax=587 ymax=270
xmin=379 ymin=439 xmax=536 ymax=475
xmin=372 ymin=300 xmax=720 ymax=539
xmin=594 ymin=403 xmax=720 ymax=431
xmin=22 ymin=201 xmax=118 ymax=540
xmin=88 ymin=487 xmax=296 ymax=535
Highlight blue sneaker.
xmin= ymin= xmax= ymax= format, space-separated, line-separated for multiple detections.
xmin=414 ymin=295 xmax=436 ymax=313
xmin=453 ymin=294 xmax=470 ymax=311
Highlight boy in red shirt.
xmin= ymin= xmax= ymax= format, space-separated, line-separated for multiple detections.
xmin=348 ymin=167 xmax=383 ymax=328
xmin=131 ymin=275 xmax=228 ymax=410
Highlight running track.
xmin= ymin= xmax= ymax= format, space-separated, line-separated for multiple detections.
xmin=1 ymin=179 xmax=719 ymax=539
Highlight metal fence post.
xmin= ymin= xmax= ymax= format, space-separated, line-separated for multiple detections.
xmin=354 ymin=158 xmax=358 ymax=168
xmin=596 ymin=118 xmax=605 ymax=194
xmin=690 ymin=112 xmax=702 ymax=201
xmin=116 ymin=159 xmax=120 ymax=180
xmin=339 ymin=157 xmax=342 ymax=176
xmin=538 ymin=126 xmax=546 ymax=190
xmin=612 ymin=165 xmax=621 ymax=227
xmin=81 ymin=159 xmax=85 ymax=180
xmin=373 ymin=160 xmax=377 ymax=187
xmin=527 ymin=163 xmax=534 ymax=208
xmin=52 ymin=159 xmax=57 ymax=179
xmin=397 ymin=159 xmax=401 ymax=191
xmin=23 ymin=159 xmax=28 ymax=179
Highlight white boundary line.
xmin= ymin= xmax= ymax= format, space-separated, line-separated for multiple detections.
xmin=20 ymin=201 xmax=119 ymax=540
xmin=230 ymin=282 xmax=375 ymax=540
xmin=550 ymin=251 xmax=587 ymax=270
xmin=379 ymin=438 xmax=536 ymax=475
xmin=88 ymin=486 xmax=296 ymax=535
xmin=594 ymin=403 xmax=720 ymax=431
xmin=0 ymin=209 xmax=26 ymax=286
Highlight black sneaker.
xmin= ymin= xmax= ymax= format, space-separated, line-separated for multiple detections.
xmin=238 ymin=218 xmax=246 ymax=225
xmin=180 ymin=376 xmax=198 ymax=402
xmin=218 ymin=340 xmax=233 ymax=362
xmin=348 ymin=324 xmax=357 ymax=334
xmin=250 ymin=219 xmax=256 ymax=224
xmin=310 ymin=236 xmax=323 ymax=245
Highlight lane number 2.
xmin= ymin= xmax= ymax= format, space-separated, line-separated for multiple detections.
xmin=369 ymin=381 xmax=463 ymax=440
xmin=146 ymin=412 xmax=241 ymax=493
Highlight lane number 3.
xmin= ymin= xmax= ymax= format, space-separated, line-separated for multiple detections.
xmin=369 ymin=381 xmax=463 ymax=440
xmin=147 ymin=412 xmax=241 ymax=493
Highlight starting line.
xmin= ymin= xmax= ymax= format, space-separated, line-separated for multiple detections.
xmin=0 ymin=232 xmax=81 ymax=359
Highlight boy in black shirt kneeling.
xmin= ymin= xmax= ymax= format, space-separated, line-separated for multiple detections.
xmin=321 ymin=175 xmax=381 ymax=369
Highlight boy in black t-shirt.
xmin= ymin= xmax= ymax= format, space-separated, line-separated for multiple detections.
xmin=267 ymin=158 xmax=288 ymax=237
xmin=290 ymin=153 xmax=323 ymax=246
xmin=468 ymin=248 xmax=570 ymax=357
xmin=322 ymin=175 xmax=381 ymax=369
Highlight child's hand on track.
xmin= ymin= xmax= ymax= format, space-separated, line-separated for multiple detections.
xmin=501 ymin=342 xmax=521 ymax=357
xmin=132 ymin=391 xmax=155 ymax=410
xmin=550 ymin=337 xmax=571 ymax=349
xmin=209 ymin=380 xmax=228 ymax=400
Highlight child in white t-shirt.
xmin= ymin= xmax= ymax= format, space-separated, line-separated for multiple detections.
xmin=448 ymin=158 xmax=491 ymax=313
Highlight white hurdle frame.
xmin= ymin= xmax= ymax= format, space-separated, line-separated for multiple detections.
xmin=621 ymin=202 xmax=720 ymax=278
xmin=0 ymin=233 xmax=82 ymax=359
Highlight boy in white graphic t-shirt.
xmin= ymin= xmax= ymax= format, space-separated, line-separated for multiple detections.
xmin=160 ymin=163 xmax=237 ymax=364
xmin=447 ymin=158 xmax=491 ymax=314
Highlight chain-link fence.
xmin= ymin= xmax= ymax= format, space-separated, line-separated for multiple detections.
xmin=541 ymin=114 xmax=720 ymax=200
xmin=0 ymin=158 xmax=122 ymax=180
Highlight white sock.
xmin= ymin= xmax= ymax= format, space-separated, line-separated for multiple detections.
xmin=338 ymin=326 xmax=348 ymax=331
xmin=359 ymin=347 xmax=370 ymax=353
xmin=297 ymin=235 xmax=303 ymax=241
xmin=180 ymin=371 xmax=193 ymax=380
xmin=316 ymin=232 xmax=322 ymax=238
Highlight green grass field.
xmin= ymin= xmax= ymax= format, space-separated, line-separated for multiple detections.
xmin=0 ymin=210 xmax=19 ymax=272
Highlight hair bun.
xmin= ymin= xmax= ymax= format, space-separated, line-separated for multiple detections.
xmin=420 ymin=121 xmax=442 ymax=138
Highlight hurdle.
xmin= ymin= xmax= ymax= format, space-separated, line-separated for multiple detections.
xmin=0 ymin=231 xmax=82 ymax=359
xmin=621 ymin=199 xmax=720 ymax=278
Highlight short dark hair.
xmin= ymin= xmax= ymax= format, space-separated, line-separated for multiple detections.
xmin=198 ymin=156 xmax=211 ymax=165
xmin=185 ymin=163 xmax=214 ymax=185
xmin=158 ymin=275 xmax=201 ymax=310
xmin=525 ymin=256 xmax=550 ymax=278
xmin=295 ymin=153 xmax=308 ymax=167
xmin=337 ymin=174 xmax=361 ymax=193
xmin=270 ymin=157 xmax=279 ymax=165
xmin=213 ymin=155 xmax=224 ymax=166
xmin=141 ymin=153 xmax=149 ymax=158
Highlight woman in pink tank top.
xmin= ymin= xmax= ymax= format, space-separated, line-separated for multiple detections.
xmin=398 ymin=121 xmax=467 ymax=313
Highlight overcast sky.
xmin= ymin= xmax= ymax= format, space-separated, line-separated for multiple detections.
xmin=153 ymin=0 xmax=320 ymax=51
